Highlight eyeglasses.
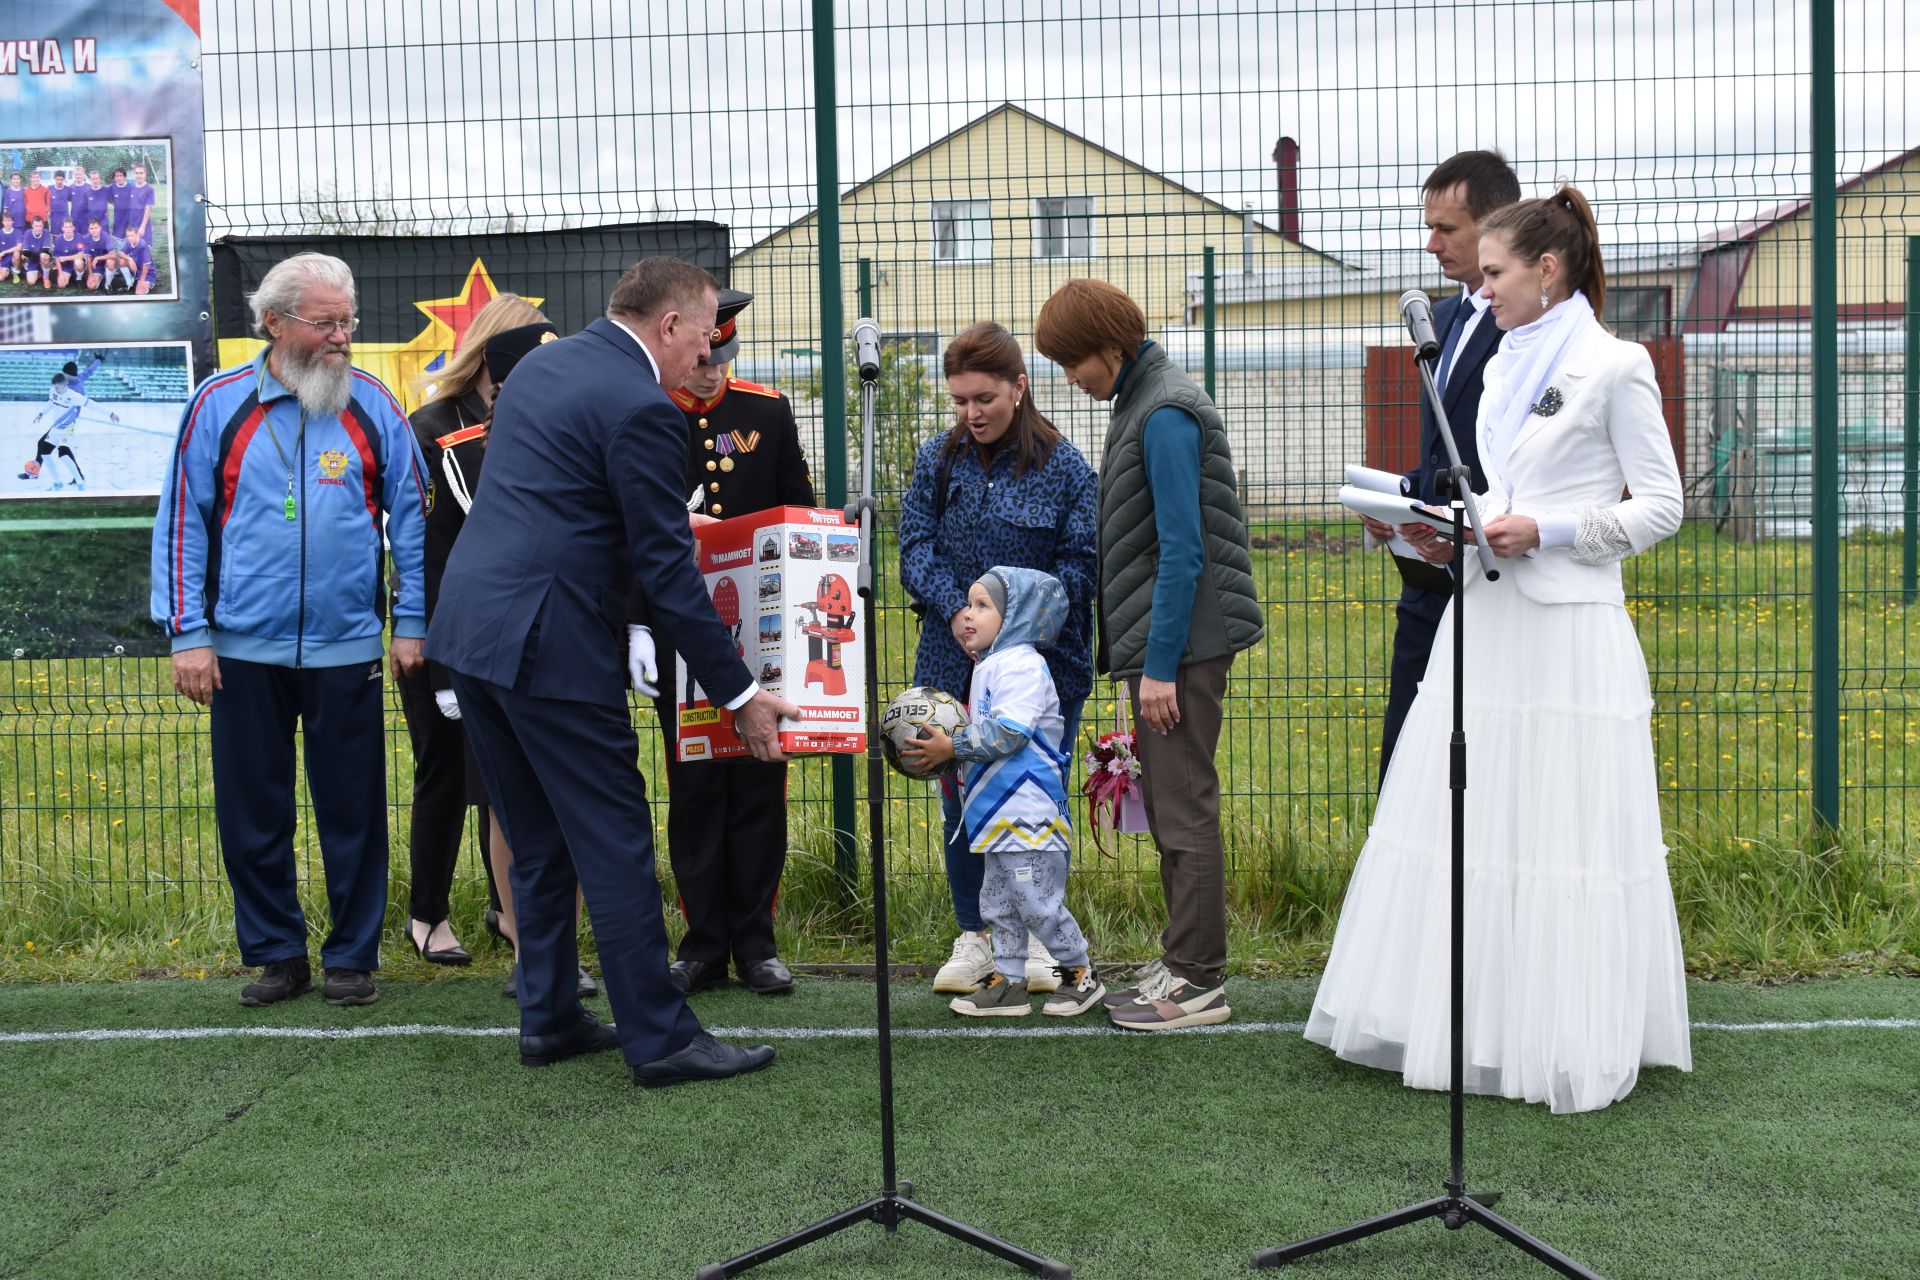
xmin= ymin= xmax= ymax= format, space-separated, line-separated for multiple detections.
xmin=282 ymin=312 xmax=359 ymax=336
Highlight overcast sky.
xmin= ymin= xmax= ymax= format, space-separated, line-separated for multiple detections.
xmin=200 ymin=0 xmax=1916 ymax=255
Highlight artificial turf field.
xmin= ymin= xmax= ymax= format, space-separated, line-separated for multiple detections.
xmin=1 ymin=976 xmax=1914 ymax=1280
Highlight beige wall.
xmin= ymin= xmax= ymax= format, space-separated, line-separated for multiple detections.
xmin=733 ymin=107 xmax=1323 ymax=359
xmin=1737 ymin=156 xmax=1920 ymax=311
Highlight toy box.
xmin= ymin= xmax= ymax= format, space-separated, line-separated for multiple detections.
xmin=674 ymin=505 xmax=867 ymax=760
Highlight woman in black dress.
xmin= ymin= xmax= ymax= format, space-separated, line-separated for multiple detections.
xmin=398 ymin=294 xmax=547 ymax=966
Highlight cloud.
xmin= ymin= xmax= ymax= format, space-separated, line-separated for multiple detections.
xmin=201 ymin=0 xmax=1915 ymax=252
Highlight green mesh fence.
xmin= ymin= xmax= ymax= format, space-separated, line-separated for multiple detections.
xmin=2 ymin=1 xmax=1915 ymax=916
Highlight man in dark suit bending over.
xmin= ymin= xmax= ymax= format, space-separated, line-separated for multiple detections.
xmin=1362 ymin=150 xmax=1521 ymax=782
xmin=429 ymin=257 xmax=796 ymax=1086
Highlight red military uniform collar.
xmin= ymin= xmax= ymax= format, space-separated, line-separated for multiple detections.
xmin=671 ymin=383 xmax=729 ymax=415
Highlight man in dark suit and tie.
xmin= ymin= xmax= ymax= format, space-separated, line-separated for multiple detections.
xmin=428 ymin=257 xmax=796 ymax=1086
xmin=1363 ymin=151 xmax=1521 ymax=781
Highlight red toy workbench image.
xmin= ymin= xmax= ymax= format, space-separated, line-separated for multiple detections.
xmin=674 ymin=505 xmax=868 ymax=760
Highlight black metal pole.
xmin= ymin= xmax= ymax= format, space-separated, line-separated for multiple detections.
xmin=699 ymin=364 xmax=1068 ymax=1280
xmin=1251 ymin=349 xmax=1602 ymax=1280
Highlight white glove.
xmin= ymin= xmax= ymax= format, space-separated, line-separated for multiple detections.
xmin=434 ymin=689 xmax=461 ymax=720
xmin=626 ymin=624 xmax=661 ymax=698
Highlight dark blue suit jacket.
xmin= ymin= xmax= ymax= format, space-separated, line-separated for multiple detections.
xmin=1399 ymin=290 xmax=1501 ymax=617
xmin=427 ymin=317 xmax=754 ymax=708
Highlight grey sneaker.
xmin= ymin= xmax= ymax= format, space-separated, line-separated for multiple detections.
xmin=1042 ymin=965 xmax=1106 ymax=1017
xmin=948 ymin=973 xmax=1032 ymax=1018
xmin=322 ymin=969 xmax=379 ymax=1006
xmin=1108 ymin=967 xmax=1229 ymax=1031
xmin=238 ymin=958 xmax=312 ymax=1007
xmin=1101 ymin=957 xmax=1169 ymax=1010
xmin=1024 ymin=934 xmax=1062 ymax=993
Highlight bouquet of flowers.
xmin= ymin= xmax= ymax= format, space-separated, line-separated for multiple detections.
xmin=1081 ymin=724 xmax=1148 ymax=857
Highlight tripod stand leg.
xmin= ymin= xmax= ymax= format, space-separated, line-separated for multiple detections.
xmin=1459 ymin=1199 xmax=1608 ymax=1280
xmin=1251 ymin=1196 xmax=1451 ymax=1268
xmin=698 ymin=1197 xmax=889 ymax=1277
xmin=894 ymin=1198 xmax=1071 ymax=1276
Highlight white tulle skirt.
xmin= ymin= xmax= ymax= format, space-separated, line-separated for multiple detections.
xmin=1305 ymin=572 xmax=1692 ymax=1114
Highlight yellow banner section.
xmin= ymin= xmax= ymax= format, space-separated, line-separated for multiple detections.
xmin=215 ymin=338 xmax=463 ymax=416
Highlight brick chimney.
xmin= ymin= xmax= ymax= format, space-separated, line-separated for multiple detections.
xmin=1273 ymin=136 xmax=1301 ymax=242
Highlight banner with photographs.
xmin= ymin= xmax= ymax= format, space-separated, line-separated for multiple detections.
xmin=1 ymin=341 xmax=193 ymax=499
xmin=211 ymin=222 xmax=733 ymax=414
xmin=0 ymin=4 xmax=209 ymax=359
xmin=0 ymin=0 xmax=209 ymax=657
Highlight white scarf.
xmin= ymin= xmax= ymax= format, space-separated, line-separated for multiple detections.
xmin=1477 ymin=290 xmax=1595 ymax=501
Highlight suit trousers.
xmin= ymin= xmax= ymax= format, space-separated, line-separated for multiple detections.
xmin=1128 ymin=656 xmax=1233 ymax=989
xmin=1381 ymin=587 xmax=1447 ymax=785
xmin=452 ymin=672 xmax=702 ymax=1065
xmin=209 ymin=657 xmax=388 ymax=971
xmin=662 ymin=754 xmax=790 ymax=968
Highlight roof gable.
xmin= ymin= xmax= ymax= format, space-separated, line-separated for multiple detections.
xmin=738 ymin=102 xmax=1338 ymax=265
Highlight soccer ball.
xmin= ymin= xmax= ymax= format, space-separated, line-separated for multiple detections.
xmin=879 ymin=686 xmax=968 ymax=781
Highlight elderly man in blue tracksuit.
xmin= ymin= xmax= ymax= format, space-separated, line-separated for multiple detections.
xmin=151 ymin=252 xmax=431 ymax=1009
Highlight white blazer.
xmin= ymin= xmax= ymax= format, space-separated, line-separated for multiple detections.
xmin=1477 ymin=321 xmax=1682 ymax=606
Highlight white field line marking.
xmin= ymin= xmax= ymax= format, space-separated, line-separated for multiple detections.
xmin=1 ymin=1018 xmax=1918 ymax=1046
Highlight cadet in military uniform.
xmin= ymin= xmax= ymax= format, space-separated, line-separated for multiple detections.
xmin=646 ymin=289 xmax=816 ymax=995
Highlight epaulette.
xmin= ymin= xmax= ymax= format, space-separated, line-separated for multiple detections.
xmin=435 ymin=424 xmax=488 ymax=450
xmin=726 ymin=377 xmax=781 ymax=399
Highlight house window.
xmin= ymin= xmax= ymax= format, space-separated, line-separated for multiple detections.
xmin=1608 ymin=286 xmax=1671 ymax=340
xmin=930 ymin=199 xmax=991 ymax=263
xmin=1033 ymin=196 xmax=1096 ymax=259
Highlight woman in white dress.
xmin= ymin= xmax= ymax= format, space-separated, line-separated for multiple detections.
xmin=1305 ymin=186 xmax=1693 ymax=1114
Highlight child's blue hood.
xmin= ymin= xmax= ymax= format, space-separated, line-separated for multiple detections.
xmin=983 ymin=565 xmax=1067 ymax=655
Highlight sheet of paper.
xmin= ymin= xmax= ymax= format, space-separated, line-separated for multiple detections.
xmin=1343 ymin=463 xmax=1410 ymax=496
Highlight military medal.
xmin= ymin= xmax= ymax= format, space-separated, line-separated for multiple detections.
xmin=721 ymin=456 xmax=735 ymax=472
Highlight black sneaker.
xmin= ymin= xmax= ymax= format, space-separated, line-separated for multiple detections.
xmin=322 ymin=969 xmax=379 ymax=1006
xmin=238 ymin=958 xmax=312 ymax=1007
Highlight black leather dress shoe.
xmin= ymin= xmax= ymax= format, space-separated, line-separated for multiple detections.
xmin=520 ymin=1012 xmax=620 ymax=1068
xmin=668 ymin=958 xmax=729 ymax=995
xmin=739 ymin=956 xmax=795 ymax=995
xmin=632 ymin=1031 xmax=775 ymax=1088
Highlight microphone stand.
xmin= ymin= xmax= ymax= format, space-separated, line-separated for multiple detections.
xmin=700 ymin=354 xmax=1069 ymax=1280
xmin=1251 ymin=338 xmax=1604 ymax=1279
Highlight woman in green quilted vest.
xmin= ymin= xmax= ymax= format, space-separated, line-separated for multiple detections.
xmin=1034 ymin=278 xmax=1263 ymax=1032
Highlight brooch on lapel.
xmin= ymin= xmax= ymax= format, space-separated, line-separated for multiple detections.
xmin=1530 ymin=386 xmax=1565 ymax=417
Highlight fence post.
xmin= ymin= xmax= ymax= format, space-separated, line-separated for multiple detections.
xmin=1905 ymin=235 xmax=1918 ymax=605
xmin=1810 ymin=0 xmax=1840 ymax=830
xmin=814 ymin=0 xmax=857 ymax=895
xmin=1202 ymin=245 xmax=1217 ymax=399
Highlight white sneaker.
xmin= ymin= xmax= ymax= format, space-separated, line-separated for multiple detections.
xmin=1024 ymin=934 xmax=1062 ymax=992
xmin=931 ymin=930 xmax=994 ymax=994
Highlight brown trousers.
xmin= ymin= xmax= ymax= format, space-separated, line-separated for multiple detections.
xmin=1127 ymin=654 xmax=1233 ymax=988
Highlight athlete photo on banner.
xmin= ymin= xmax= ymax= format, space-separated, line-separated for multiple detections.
xmin=0 ymin=341 xmax=193 ymax=499
xmin=0 ymin=140 xmax=177 ymax=304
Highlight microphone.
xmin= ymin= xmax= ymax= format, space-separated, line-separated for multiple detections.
xmin=1398 ymin=289 xmax=1440 ymax=361
xmin=851 ymin=317 xmax=882 ymax=381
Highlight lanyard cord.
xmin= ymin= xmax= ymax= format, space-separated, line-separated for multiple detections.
xmin=258 ymin=407 xmax=306 ymax=518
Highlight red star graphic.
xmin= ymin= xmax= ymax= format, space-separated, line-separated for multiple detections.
xmin=415 ymin=259 xmax=499 ymax=353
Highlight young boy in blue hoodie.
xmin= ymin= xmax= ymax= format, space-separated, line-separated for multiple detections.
xmin=901 ymin=565 xmax=1105 ymax=1017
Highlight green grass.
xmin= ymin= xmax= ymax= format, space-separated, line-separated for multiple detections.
xmin=0 ymin=975 xmax=1916 ymax=1279
xmin=2 ymin=522 xmax=1917 ymax=982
